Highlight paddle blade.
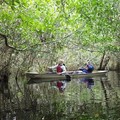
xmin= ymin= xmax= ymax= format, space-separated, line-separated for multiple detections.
xmin=65 ymin=75 xmax=71 ymax=81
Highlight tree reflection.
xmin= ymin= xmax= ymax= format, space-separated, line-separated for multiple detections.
xmin=0 ymin=72 xmax=120 ymax=120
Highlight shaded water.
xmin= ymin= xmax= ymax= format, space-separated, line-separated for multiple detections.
xmin=0 ymin=71 xmax=120 ymax=120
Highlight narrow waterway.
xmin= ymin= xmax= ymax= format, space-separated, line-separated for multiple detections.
xmin=0 ymin=71 xmax=120 ymax=120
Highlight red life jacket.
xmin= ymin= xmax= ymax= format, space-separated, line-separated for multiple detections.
xmin=56 ymin=65 xmax=63 ymax=73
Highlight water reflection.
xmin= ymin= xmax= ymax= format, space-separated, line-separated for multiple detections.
xmin=50 ymin=75 xmax=71 ymax=93
xmin=0 ymin=79 xmax=10 ymax=99
xmin=51 ymin=80 xmax=67 ymax=93
xmin=79 ymin=78 xmax=94 ymax=89
xmin=0 ymin=71 xmax=120 ymax=120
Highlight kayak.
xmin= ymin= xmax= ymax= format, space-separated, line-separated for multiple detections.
xmin=26 ymin=70 xmax=107 ymax=83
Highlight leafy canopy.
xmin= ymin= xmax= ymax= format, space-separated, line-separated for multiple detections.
xmin=0 ymin=0 xmax=120 ymax=53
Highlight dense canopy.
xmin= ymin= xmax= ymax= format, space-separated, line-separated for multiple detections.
xmin=0 ymin=0 xmax=120 ymax=72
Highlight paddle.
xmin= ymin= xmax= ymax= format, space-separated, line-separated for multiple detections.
xmin=65 ymin=75 xmax=71 ymax=81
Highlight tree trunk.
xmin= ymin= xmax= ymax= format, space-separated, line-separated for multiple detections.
xmin=98 ymin=52 xmax=110 ymax=70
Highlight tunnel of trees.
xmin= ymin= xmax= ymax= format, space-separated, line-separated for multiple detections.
xmin=0 ymin=0 xmax=120 ymax=91
xmin=0 ymin=1 xmax=120 ymax=119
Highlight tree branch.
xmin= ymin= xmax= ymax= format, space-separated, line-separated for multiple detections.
xmin=0 ymin=33 xmax=50 ymax=53
xmin=0 ymin=33 xmax=15 ymax=50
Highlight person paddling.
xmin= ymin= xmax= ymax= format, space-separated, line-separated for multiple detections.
xmin=48 ymin=59 xmax=67 ymax=74
xmin=79 ymin=61 xmax=94 ymax=73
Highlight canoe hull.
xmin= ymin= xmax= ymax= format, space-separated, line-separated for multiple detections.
xmin=26 ymin=71 xmax=107 ymax=83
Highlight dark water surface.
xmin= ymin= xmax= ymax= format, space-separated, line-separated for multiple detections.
xmin=0 ymin=71 xmax=120 ymax=120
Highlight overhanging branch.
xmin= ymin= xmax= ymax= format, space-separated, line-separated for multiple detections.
xmin=0 ymin=33 xmax=15 ymax=50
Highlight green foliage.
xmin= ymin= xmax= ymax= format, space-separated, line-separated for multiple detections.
xmin=0 ymin=0 xmax=119 ymax=52
xmin=0 ymin=0 xmax=119 ymax=73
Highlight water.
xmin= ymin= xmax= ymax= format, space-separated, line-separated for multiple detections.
xmin=0 ymin=71 xmax=120 ymax=120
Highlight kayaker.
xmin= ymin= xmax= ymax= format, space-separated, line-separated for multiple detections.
xmin=48 ymin=59 xmax=67 ymax=74
xmin=79 ymin=62 xmax=94 ymax=73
